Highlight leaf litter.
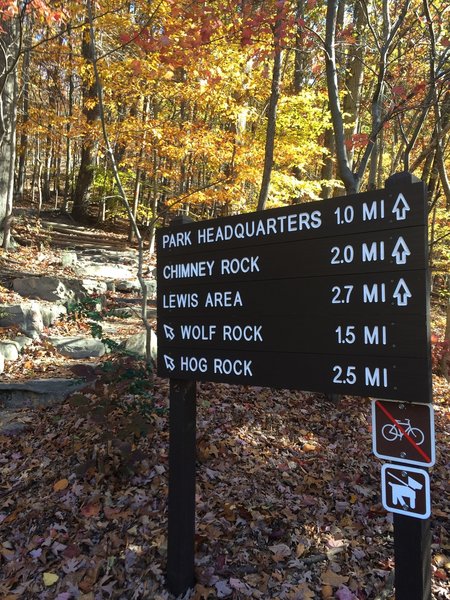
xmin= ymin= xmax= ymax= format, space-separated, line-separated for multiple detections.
xmin=0 ymin=371 xmax=448 ymax=599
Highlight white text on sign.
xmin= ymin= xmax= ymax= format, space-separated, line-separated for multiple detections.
xmin=161 ymin=193 xmax=412 ymax=249
xmin=162 ymin=256 xmax=260 ymax=280
xmin=173 ymin=356 xmax=253 ymax=376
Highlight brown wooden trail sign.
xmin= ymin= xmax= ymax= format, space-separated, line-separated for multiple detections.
xmin=158 ymin=173 xmax=432 ymax=600
xmin=158 ymin=179 xmax=431 ymax=403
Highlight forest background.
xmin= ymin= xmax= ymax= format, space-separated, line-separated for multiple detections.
xmin=0 ymin=0 xmax=448 ymax=243
xmin=1 ymin=0 xmax=449 ymax=370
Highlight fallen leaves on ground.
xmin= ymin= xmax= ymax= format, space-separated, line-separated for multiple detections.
xmin=0 ymin=372 xmax=448 ymax=599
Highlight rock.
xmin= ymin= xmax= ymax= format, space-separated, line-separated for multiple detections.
xmin=145 ymin=279 xmax=157 ymax=299
xmin=13 ymin=276 xmax=76 ymax=302
xmin=48 ymin=336 xmax=106 ymax=358
xmin=2 ymin=422 xmax=31 ymax=435
xmin=60 ymin=249 xmax=78 ymax=267
xmin=12 ymin=336 xmax=34 ymax=350
xmin=0 ymin=303 xmax=40 ymax=332
xmin=0 ymin=413 xmax=31 ymax=436
xmin=0 ymin=340 xmax=20 ymax=361
xmin=74 ymin=262 xmax=135 ymax=280
xmin=0 ymin=302 xmax=65 ymax=338
xmin=41 ymin=304 xmax=67 ymax=327
xmin=81 ymin=279 xmax=108 ymax=295
xmin=12 ymin=276 xmax=109 ymax=304
xmin=26 ymin=302 xmax=44 ymax=337
xmin=79 ymin=248 xmax=137 ymax=264
xmin=123 ymin=329 xmax=157 ymax=361
xmin=0 ymin=353 xmax=4 ymax=374
xmin=115 ymin=279 xmax=139 ymax=293
xmin=107 ymin=307 xmax=136 ymax=318
xmin=0 ymin=379 xmax=90 ymax=408
xmin=115 ymin=279 xmax=157 ymax=298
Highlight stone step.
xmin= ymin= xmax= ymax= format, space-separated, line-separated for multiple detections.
xmin=0 ymin=378 xmax=90 ymax=409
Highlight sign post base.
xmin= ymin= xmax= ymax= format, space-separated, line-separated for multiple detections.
xmin=167 ymin=379 xmax=197 ymax=596
xmin=394 ymin=514 xmax=431 ymax=600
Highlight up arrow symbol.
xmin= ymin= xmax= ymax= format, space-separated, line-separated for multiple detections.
xmin=163 ymin=324 xmax=175 ymax=340
xmin=393 ymin=278 xmax=412 ymax=306
xmin=164 ymin=355 xmax=176 ymax=371
xmin=391 ymin=236 xmax=411 ymax=264
xmin=392 ymin=193 xmax=410 ymax=221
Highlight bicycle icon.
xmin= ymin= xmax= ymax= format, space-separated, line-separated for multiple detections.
xmin=381 ymin=419 xmax=425 ymax=446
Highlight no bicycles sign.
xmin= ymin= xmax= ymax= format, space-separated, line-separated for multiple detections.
xmin=372 ymin=399 xmax=435 ymax=467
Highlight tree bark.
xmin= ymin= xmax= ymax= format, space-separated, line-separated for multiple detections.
xmin=441 ymin=277 xmax=450 ymax=382
xmin=72 ymin=17 xmax=100 ymax=221
xmin=62 ymin=23 xmax=74 ymax=212
xmin=422 ymin=0 xmax=450 ymax=207
xmin=320 ymin=117 xmax=335 ymax=199
xmin=0 ymin=13 xmax=19 ymax=249
xmin=324 ymin=0 xmax=357 ymax=194
xmin=16 ymin=17 xmax=32 ymax=200
xmin=325 ymin=0 xmax=412 ymax=194
xmin=257 ymin=1 xmax=284 ymax=212
xmin=342 ymin=0 xmax=365 ymax=170
xmin=293 ymin=0 xmax=306 ymax=93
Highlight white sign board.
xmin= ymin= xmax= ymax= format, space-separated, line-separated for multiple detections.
xmin=381 ymin=463 xmax=431 ymax=519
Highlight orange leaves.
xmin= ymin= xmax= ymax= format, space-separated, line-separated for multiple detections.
xmin=345 ymin=133 xmax=369 ymax=151
xmin=53 ymin=478 xmax=69 ymax=492
xmin=80 ymin=502 xmax=101 ymax=518
xmin=0 ymin=1 xmax=18 ymax=18
xmin=302 ymin=442 xmax=318 ymax=452
xmin=130 ymin=60 xmax=142 ymax=76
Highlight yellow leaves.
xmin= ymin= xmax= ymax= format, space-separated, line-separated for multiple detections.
xmin=53 ymin=478 xmax=69 ymax=492
xmin=43 ymin=572 xmax=59 ymax=586
xmin=84 ymin=99 xmax=98 ymax=111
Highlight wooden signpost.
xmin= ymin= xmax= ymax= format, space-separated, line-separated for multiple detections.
xmin=157 ymin=174 xmax=432 ymax=599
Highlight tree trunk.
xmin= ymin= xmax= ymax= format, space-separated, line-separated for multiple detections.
xmin=324 ymin=0 xmax=357 ymax=194
xmin=72 ymin=17 xmax=100 ymax=221
xmin=62 ymin=23 xmax=74 ymax=212
xmin=326 ymin=0 xmax=412 ymax=193
xmin=320 ymin=118 xmax=335 ymax=199
xmin=16 ymin=18 xmax=32 ymax=200
xmin=422 ymin=0 xmax=450 ymax=207
xmin=293 ymin=0 xmax=306 ymax=93
xmin=0 ymin=14 xmax=19 ymax=249
xmin=257 ymin=1 xmax=284 ymax=212
xmin=43 ymin=128 xmax=53 ymax=203
xmin=441 ymin=277 xmax=450 ymax=382
xmin=342 ymin=0 xmax=365 ymax=170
